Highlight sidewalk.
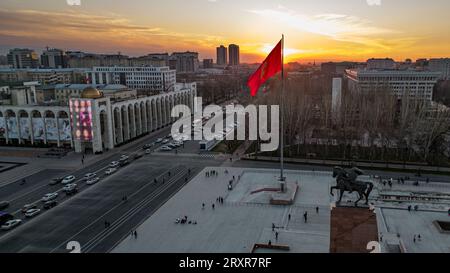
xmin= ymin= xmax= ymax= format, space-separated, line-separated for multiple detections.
xmin=244 ymin=155 xmax=450 ymax=173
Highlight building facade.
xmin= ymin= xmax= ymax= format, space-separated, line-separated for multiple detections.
xmin=216 ymin=45 xmax=227 ymax=66
xmin=170 ymin=52 xmax=199 ymax=73
xmin=87 ymin=66 xmax=176 ymax=92
xmin=41 ymin=48 xmax=67 ymax=68
xmin=0 ymin=68 xmax=88 ymax=85
xmin=345 ymin=69 xmax=441 ymax=101
xmin=429 ymin=58 xmax=450 ymax=80
xmin=0 ymin=83 xmax=197 ymax=153
xmin=228 ymin=44 xmax=240 ymax=66
xmin=7 ymin=48 xmax=39 ymax=69
xmin=55 ymin=84 xmax=136 ymax=104
xmin=366 ymin=58 xmax=396 ymax=70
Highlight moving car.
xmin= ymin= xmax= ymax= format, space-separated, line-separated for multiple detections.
xmin=0 ymin=201 xmax=9 ymax=210
xmin=83 ymin=173 xmax=96 ymax=181
xmin=63 ymin=184 xmax=78 ymax=195
xmin=61 ymin=175 xmax=76 ymax=185
xmin=49 ymin=177 xmax=63 ymax=186
xmin=143 ymin=143 xmax=153 ymax=149
xmin=105 ymin=168 xmax=117 ymax=175
xmin=24 ymin=209 xmax=41 ymax=218
xmin=109 ymin=161 xmax=120 ymax=168
xmin=86 ymin=177 xmax=100 ymax=185
xmin=160 ymin=146 xmax=172 ymax=151
xmin=43 ymin=200 xmax=58 ymax=210
xmin=21 ymin=204 xmax=37 ymax=213
xmin=41 ymin=193 xmax=58 ymax=202
xmin=1 ymin=219 xmax=22 ymax=231
xmin=0 ymin=212 xmax=13 ymax=226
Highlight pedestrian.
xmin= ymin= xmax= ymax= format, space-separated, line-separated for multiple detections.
xmin=417 ymin=234 xmax=421 ymax=241
xmin=104 ymin=220 xmax=108 ymax=228
xmin=212 ymin=204 xmax=215 ymax=210
xmin=413 ymin=235 xmax=416 ymax=243
xmin=168 ymin=171 xmax=171 ymax=177
xmin=268 ymin=240 xmax=272 ymax=246
xmin=288 ymin=214 xmax=291 ymax=221
xmin=275 ymin=232 xmax=279 ymax=241
xmin=316 ymin=206 xmax=319 ymax=214
xmin=81 ymin=159 xmax=84 ymax=165
xmin=272 ymin=223 xmax=275 ymax=231
xmin=408 ymin=205 xmax=412 ymax=212
xmin=303 ymin=211 xmax=308 ymax=223
xmin=134 ymin=230 xmax=137 ymax=238
xmin=202 ymin=203 xmax=205 ymax=209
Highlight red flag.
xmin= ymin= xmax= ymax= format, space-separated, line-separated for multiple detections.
xmin=247 ymin=40 xmax=282 ymax=96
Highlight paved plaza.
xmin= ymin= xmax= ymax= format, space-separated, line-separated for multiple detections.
xmin=113 ymin=167 xmax=335 ymax=253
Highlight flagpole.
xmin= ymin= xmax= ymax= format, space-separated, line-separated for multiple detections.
xmin=280 ymin=34 xmax=285 ymax=182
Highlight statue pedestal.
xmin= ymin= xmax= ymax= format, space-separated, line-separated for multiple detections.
xmin=330 ymin=206 xmax=378 ymax=253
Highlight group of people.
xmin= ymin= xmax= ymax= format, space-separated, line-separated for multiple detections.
xmin=175 ymin=215 xmax=197 ymax=225
xmin=413 ymin=234 xmax=422 ymax=243
xmin=205 ymin=170 xmax=219 ymax=177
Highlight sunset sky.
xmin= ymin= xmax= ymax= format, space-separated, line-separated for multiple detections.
xmin=1 ymin=0 xmax=449 ymax=63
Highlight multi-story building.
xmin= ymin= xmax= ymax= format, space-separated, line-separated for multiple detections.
xmin=0 ymin=68 xmax=88 ymax=85
xmin=203 ymin=59 xmax=214 ymax=69
xmin=366 ymin=58 xmax=396 ymax=70
xmin=87 ymin=66 xmax=176 ymax=92
xmin=345 ymin=69 xmax=441 ymax=101
xmin=216 ymin=45 xmax=227 ymax=66
xmin=429 ymin=58 xmax=450 ymax=80
xmin=228 ymin=44 xmax=240 ymax=66
xmin=170 ymin=52 xmax=199 ymax=73
xmin=130 ymin=53 xmax=169 ymax=67
xmin=7 ymin=48 xmax=39 ymax=69
xmin=41 ymin=48 xmax=67 ymax=68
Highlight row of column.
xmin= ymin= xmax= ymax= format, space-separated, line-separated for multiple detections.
xmin=112 ymin=93 xmax=193 ymax=145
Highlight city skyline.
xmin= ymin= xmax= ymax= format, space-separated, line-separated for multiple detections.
xmin=0 ymin=0 xmax=450 ymax=63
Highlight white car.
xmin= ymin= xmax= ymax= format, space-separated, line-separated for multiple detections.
xmin=160 ymin=146 xmax=172 ymax=151
xmin=105 ymin=168 xmax=117 ymax=175
xmin=109 ymin=161 xmax=120 ymax=168
xmin=83 ymin=173 xmax=97 ymax=181
xmin=162 ymin=139 xmax=169 ymax=144
xmin=41 ymin=193 xmax=58 ymax=202
xmin=1 ymin=219 xmax=22 ymax=230
xmin=145 ymin=149 xmax=152 ymax=154
xmin=61 ymin=175 xmax=76 ymax=185
xmin=25 ymin=209 xmax=41 ymax=218
xmin=63 ymin=183 xmax=77 ymax=192
xmin=155 ymin=138 xmax=163 ymax=143
xmin=86 ymin=177 xmax=100 ymax=185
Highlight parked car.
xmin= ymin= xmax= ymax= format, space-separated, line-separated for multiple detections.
xmin=155 ymin=138 xmax=163 ymax=143
xmin=83 ymin=173 xmax=96 ymax=181
xmin=61 ymin=175 xmax=76 ymax=185
xmin=145 ymin=149 xmax=152 ymax=154
xmin=49 ymin=177 xmax=63 ymax=186
xmin=43 ymin=200 xmax=58 ymax=210
xmin=162 ymin=139 xmax=170 ymax=144
xmin=0 ymin=201 xmax=9 ymax=210
xmin=105 ymin=168 xmax=117 ymax=175
xmin=109 ymin=161 xmax=120 ymax=168
xmin=41 ymin=193 xmax=58 ymax=202
xmin=25 ymin=209 xmax=41 ymax=218
xmin=86 ymin=177 xmax=100 ymax=185
xmin=1 ymin=219 xmax=22 ymax=231
xmin=21 ymin=204 xmax=37 ymax=214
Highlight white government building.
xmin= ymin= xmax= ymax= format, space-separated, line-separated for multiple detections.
xmin=345 ymin=69 xmax=441 ymax=101
xmin=0 ymin=82 xmax=196 ymax=153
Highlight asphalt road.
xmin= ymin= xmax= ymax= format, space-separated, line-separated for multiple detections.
xmin=0 ymin=123 xmax=226 ymax=252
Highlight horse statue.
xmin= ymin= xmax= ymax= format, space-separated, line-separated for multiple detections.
xmin=330 ymin=166 xmax=374 ymax=207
